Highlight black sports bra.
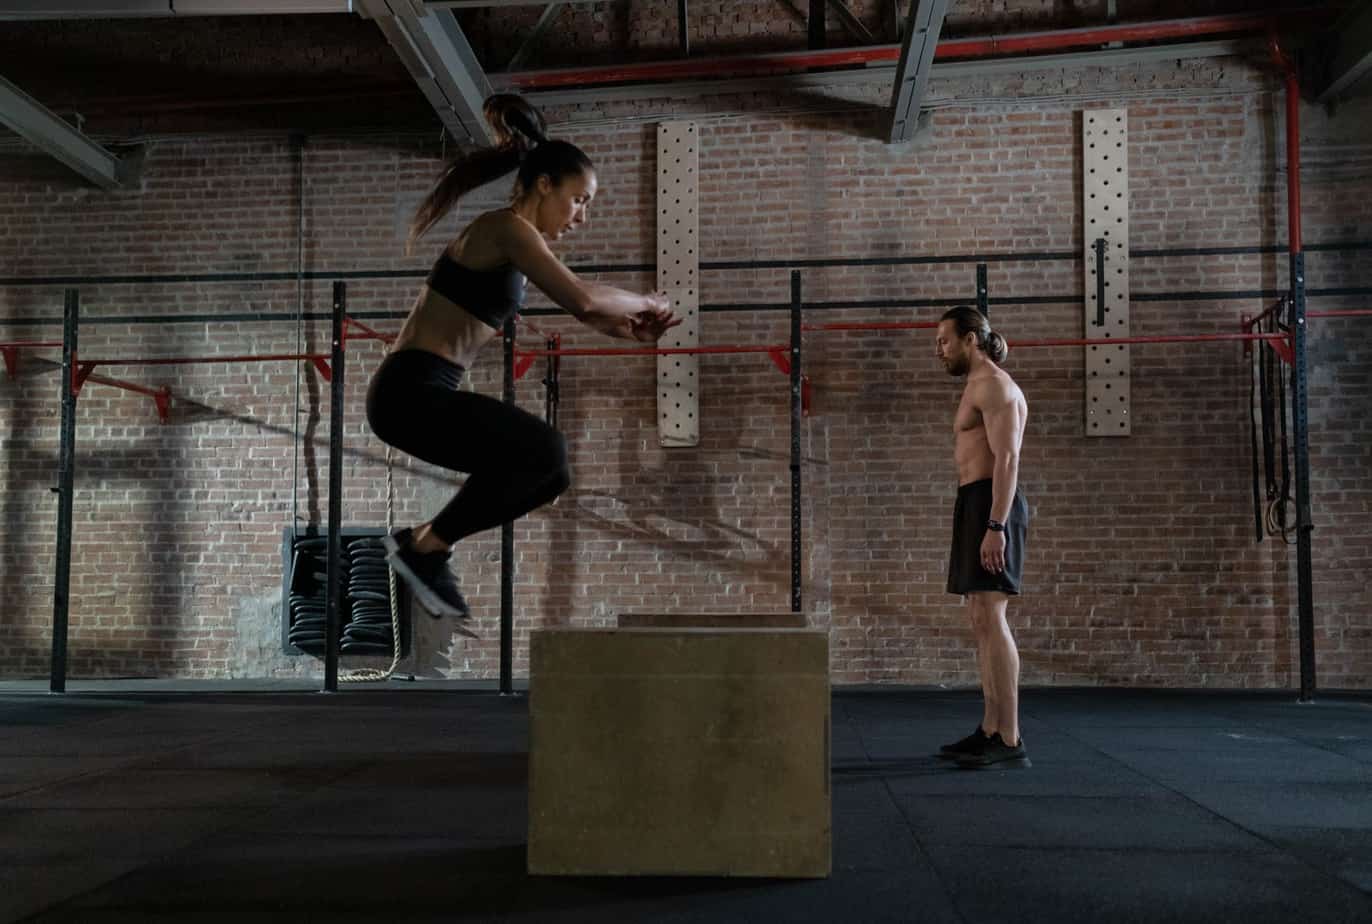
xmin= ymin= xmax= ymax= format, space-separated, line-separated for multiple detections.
xmin=425 ymin=251 xmax=527 ymax=330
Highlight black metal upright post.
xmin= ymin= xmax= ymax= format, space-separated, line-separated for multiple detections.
xmin=677 ymin=0 xmax=689 ymax=56
xmin=323 ymin=281 xmax=345 ymax=694
xmin=1291 ymin=255 xmax=1316 ymax=702
xmin=976 ymin=263 xmax=988 ymax=318
xmin=500 ymin=319 xmax=516 ymax=695
xmin=808 ymin=0 xmax=825 ymax=48
xmin=790 ymin=271 xmax=803 ymax=614
xmin=543 ymin=338 xmax=559 ymax=428
xmin=50 ymin=289 xmax=79 ymax=694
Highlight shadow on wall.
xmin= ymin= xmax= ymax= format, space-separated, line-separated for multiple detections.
xmin=1 ymin=359 xmax=54 ymax=654
xmin=0 ymin=351 xmax=194 ymax=677
xmin=0 ymin=364 xmax=478 ymax=678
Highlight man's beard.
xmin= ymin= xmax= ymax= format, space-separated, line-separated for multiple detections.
xmin=945 ymin=354 xmax=969 ymax=377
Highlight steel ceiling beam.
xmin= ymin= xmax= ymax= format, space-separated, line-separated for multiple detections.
xmin=425 ymin=1 xmax=593 ymax=7
xmin=1312 ymin=0 xmax=1372 ymax=102
xmin=0 ymin=75 xmax=133 ymax=188
xmin=359 ymin=0 xmax=493 ymax=145
xmin=506 ymin=2 xmax=566 ymax=72
xmin=0 ymin=0 xmax=351 ymax=16
xmin=889 ymin=0 xmax=947 ymax=142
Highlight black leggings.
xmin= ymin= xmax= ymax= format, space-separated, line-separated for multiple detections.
xmin=366 ymin=349 xmax=570 ymax=544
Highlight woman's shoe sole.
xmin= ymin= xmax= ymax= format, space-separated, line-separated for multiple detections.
xmin=382 ymin=535 xmax=480 ymax=639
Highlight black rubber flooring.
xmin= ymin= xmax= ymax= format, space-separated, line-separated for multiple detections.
xmin=1 ymin=683 xmax=1369 ymax=923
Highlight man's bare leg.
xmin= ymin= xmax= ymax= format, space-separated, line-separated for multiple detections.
xmin=973 ymin=611 xmax=997 ymax=737
xmin=970 ymin=591 xmax=1020 ymax=746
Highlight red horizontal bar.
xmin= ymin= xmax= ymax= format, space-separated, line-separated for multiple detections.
xmin=79 ymin=353 xmax=330 ymax=367
xmin=936 ymin=12 xmax=1281 ymax=60
xmin=516 ymin=344 xmax=786 ymax=358
xmin=1307 ymin=309 xmax=1372 ymax=319
xmin=2 ymin=341 xmax=63 ymax=376
xmin=518 ymin=330 xmax=1294 ymax=360
xmin=507 ymin=12 xmax=1320 ymax=89
xmin=1012 ymin=332 xmax=1289 ymax=348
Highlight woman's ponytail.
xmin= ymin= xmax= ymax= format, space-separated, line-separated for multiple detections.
xmin=404 ymin=94 xmax=549 ymax=253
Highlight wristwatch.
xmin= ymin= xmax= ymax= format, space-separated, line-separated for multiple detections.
xmin=986 ymin=519 xmax=1006 ymax=532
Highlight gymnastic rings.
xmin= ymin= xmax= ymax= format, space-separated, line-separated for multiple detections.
xmin=1265 ymin=495 xmax=1297 ymax=546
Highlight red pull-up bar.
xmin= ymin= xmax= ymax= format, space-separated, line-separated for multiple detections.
xmin=1 ymin=340 xmax=62 ymax=378
xmin=61 ymin=353 xmax=331 ymax=423
xmin=79 ymin=372 xmax=174 ymax=422
xmin=73 ymin=354 xmax=332 ymax=392
xmin=342 ymin=316 xmax=394 ymax=344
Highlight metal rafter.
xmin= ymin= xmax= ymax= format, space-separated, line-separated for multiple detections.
xmin=425 ymin=0 xmax=591 ymax=7
xmin=888 ymin=0 xmax=947 ymax=142
xmin=1313 ymin=0 xmax=1372 ymax=102
xmin=777 ymin=0 xmax=872 ymax=44
xmin=827 ymin=0 xmax=872 ymax=44
xmin=0 ymin=75 xmax=133 ymax=188
xmin=0 ymin=0 xmax=351 ymax=16
xmin=358 ymin=0 xmax=493 ymax=145
xmin=506 ymin=2 xmax=566 ymax=72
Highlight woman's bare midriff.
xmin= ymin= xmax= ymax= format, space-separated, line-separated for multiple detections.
xmin=389 ymin=287 xmax=500 ymax=370
xmin=390 ymin=213 xmax=517 ymax=367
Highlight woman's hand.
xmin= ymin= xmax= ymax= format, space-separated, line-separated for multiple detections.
xmin=627 ymin=294 xmax=681 ymax=342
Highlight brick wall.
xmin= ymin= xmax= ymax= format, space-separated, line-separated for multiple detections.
xmin=2 ymin=59 xmax=1369 ymax=687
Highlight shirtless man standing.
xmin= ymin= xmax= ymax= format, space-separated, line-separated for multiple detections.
xmin=934 ymin=306 xmax=1031 ymax=770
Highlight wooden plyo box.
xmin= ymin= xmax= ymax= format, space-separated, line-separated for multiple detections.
xmin=617 ymin=612 xmax=809 ymax=629
xmin=528 ymin=628 xmax=831 ymax=878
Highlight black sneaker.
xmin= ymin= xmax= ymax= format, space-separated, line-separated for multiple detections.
xmin=938 ymin=726 xmax=990 ymax=760
xmin=955 ymin=732 xmax=1030 ymax=770
xmin=382 ymin=528 xmax=478 ymax=638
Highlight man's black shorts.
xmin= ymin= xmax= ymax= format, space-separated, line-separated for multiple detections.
xmin=947 ymin=479 xmax=1029 ymax=596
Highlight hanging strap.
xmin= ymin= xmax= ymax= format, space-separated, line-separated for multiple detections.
xmin=1268 ymin=308 xmax=1297 ymax=544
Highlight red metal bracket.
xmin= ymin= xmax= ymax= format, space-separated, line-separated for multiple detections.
xmin=1267 ymin=334 xmax=1294 ymax=366
xmin=514 ymin=351 xmax=538 ymax=382
xmin=1 ymin=341 xmax=63 ymax=379
xmin=73 ymin=361 xmax=96 ymax=395
xmin=75 ymin=370 xmax=174 ymax=421
xmin=343 ymin=316 xmax=395 ymax=345
xmin=514 ymin=333 xmax=564 ymax=383
xmin=310 ymin=358 xmax=333 ymax=382
xmin=153 ymin=387 xmax=172 ymax=423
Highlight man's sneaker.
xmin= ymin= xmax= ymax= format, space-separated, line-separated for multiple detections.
xmin=938 ymin=725 xmax=990 ymax=760
xmin=955 ymin=732 xmax=1030 ymax=770
xmin=382 ymin=528 xmax=478 ymax=638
